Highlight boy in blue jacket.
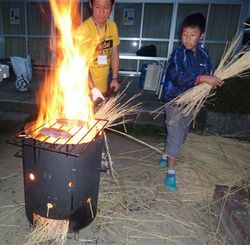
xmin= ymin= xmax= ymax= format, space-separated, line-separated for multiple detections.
xmin=159 ymin=13 xmax=223 ymax=192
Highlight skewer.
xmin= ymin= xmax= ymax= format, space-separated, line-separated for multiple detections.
xmin=87 ymin=198 xmax=94 ymax=219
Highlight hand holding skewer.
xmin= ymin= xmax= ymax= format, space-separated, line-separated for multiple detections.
xmin=94 ymin=77 xmax=128 ymax=107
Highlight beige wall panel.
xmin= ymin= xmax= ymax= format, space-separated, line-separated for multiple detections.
xmin=5 ymin=37 xmax=26 ymax=58
xmin=2 ymin=2 xmax=25 ymax=34
xmin=81 ymin=3 xmax=91 ymax=22
xmin=115 ymin=3 xmax=142 ymax=38
xmin=120 ymin=59 xmax=137 ymax=72
xmin=27 ymin=2 xmax=51 ymax=35
xmin=28 ymin=38 xmax=51 ymax=66
xmin=206 ymin=43 xmax=226 ymax=67
xmin=141 ymin=41 xmax=169 ymax=57
xmin=207 ymin=4 xmax=241 ymax=40
xmin=143 ymin=3 xmax=173 ymax=39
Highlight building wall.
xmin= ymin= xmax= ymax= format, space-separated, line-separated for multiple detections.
xmin=0 ymin=0 xmax=249 ymax=74
xmin=115 ymin=0 xmax=249 ymax=73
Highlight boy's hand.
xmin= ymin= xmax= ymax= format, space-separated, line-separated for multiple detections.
xmin=198 ymin=75 xmax=224 ymax=88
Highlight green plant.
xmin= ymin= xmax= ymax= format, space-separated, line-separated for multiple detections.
xmin=206 ymin=76 xmax=250 ymax=114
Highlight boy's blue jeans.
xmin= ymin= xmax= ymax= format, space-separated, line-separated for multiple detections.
xmin=164 ymin=105 xmax=192 ymax=159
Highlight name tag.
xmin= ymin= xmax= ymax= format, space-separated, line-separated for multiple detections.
xmin=97 ymin=55 xmax=107 ymax=65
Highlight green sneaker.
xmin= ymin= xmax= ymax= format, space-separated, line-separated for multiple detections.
xmin=158 ymin=159 xmax=168 ymax=168
xmin=165 ymin=173 xmax=177 ymax=192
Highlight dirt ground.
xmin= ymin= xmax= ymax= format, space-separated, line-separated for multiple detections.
xmin=0 ymin=127 xmax=250 ymax=245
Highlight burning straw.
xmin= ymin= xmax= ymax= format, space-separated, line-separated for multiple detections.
xmin=153 ymin=33 xmax=250 ymax=123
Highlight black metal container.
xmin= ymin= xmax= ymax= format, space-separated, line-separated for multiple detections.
xmin=22 ymin=135 xmax=104 ymax=232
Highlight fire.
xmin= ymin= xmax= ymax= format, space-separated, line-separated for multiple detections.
xmin=30 ymin=0 xmax=98 ymax=144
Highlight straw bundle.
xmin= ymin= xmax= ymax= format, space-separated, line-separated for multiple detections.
xmin=95 ymin=82 xmax=141 ymax=128
xmin=153 ymin=33 xmax=250 ymax=123
xmin=25 ymin=214 xmax=69 ymax=245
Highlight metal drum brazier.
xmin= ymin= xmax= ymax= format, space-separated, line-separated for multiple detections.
xmin=22 ymin=135 xmax=104 ymax=232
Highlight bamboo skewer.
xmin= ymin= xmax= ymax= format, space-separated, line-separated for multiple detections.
xmin=87 ymin=198 xmax=94 ymax=219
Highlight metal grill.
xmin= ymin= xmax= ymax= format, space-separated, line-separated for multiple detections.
xmin=8 ymin=118 xmax=108 ymax=157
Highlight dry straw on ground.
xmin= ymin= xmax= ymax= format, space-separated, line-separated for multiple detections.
xmin=1 ymin=86 xmax=249 ymax=244
xmin=25 ymin=214 xmax=69 ymax=245
xmin=94 ymin=133 xmax=250 ymax=244
xmin=153 ymin=33 xmax=250 ymax=123
xmin=0 ymin=133 xmax=250 ymax=244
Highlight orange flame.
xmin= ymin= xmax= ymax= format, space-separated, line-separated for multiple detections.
xmin=31 ymin=0 xmax=97 ymax=143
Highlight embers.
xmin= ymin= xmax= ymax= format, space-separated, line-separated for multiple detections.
xmin=8 ymin=118 xmax=108 ymax=157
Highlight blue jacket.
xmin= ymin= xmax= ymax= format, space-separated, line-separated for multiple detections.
xmin=164 ymin=43 xmax=213 ymax=102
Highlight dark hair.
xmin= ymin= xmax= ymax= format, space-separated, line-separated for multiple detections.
xmin=181 ymin=13 xmax=206 ymax=33
xmin=90 ymin=0 xmax=115 ymax=5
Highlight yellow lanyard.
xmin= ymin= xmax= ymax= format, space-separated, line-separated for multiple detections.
xmin=92 ymin=17 xmax=107 ymax=54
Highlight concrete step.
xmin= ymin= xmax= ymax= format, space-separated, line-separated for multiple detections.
xmin=0 ymin=110 xmax=33 ymax=133
xmin=213 ymin=185 xmax=250 ymax=245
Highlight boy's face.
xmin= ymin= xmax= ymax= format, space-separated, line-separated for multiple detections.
xmin=182 ymin=26 xmax=203 ymax=52
xmin=90 ymin=0 xmax=113 ymax=27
